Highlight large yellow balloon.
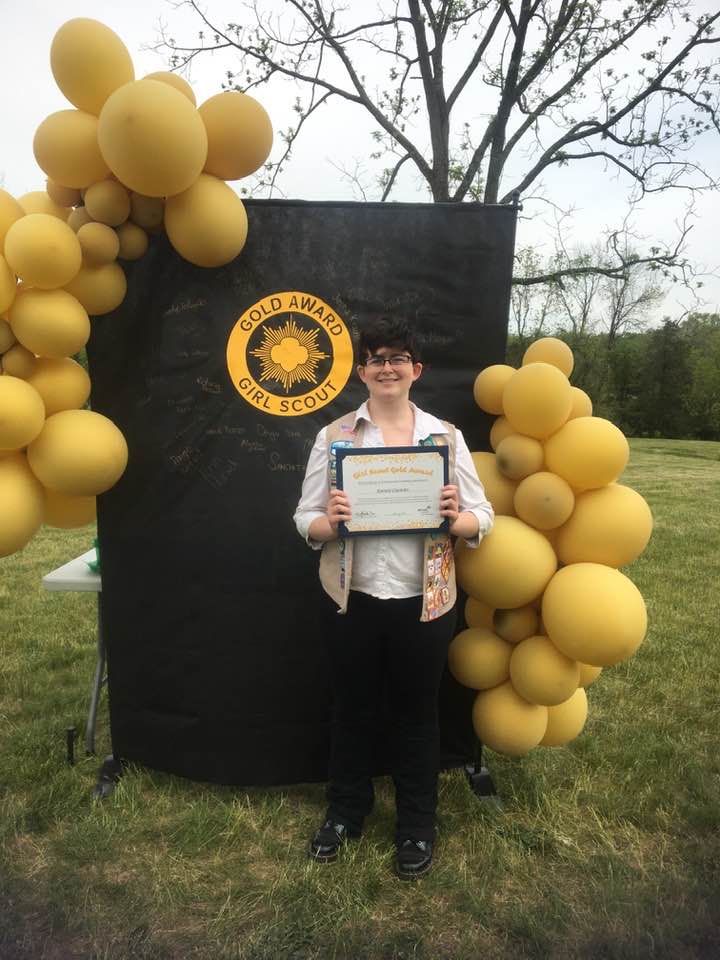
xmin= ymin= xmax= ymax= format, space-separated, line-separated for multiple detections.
xmin=568 ymin=386 xmax=592 ymax=420
xmin=556 ymin=483 xmax=653 ymax=567
xmin=542 ymin=563 xmax=647 ymax=666
xmin=470 ymin=451 xmax=517 ymax=516
xmin=116 ymin=222 xmax=148 ymax=261
xmin=198 ymin=92 xmax=273 ymax=180
xmin=503 ymin=363 xmax=572 ymax=439
xmin=18 ymin=192 xmax=69 ymax=221
xmin=64 ymin=262 xmax=127 ymax=316
xmin=84 ymin=180 xmax=131 ymax=227
xmin=514 ymin=471 xmax=575 ymax=530
xmin=44 ymin=488 xmax=97 ymax=529
xmin=2 ymin=343 xmax=37 ymax=379
xmin=46 ymin=180 xmax=82 ymax=208
xmin=33 ymin=111 xmax=110 ymax=190
xmin=98 ymin=80 xmax=208 ymax=198
xmin=544 ymin=417 xmax=629 ymax=491
xmin=540 ymin=688 xmax=588 ymax=746
xmin=27 ymin=409 xmax=128 ymax=496
xmin=509 ymin=635 xmax=580 ymax=706
xmin=9 ymin=289 xmax=90 ymax=358
xmin=522 ymin=337 xmax=574 ymax=376
xmin=77 ymin=222 xmax=120 ymax=265
xmin=495 ymin=434 xmax=544 ymax=480
xmin=473 ymin=364 xmax=515 ymax=415
xmin=489 ymin=415 xmax=514 ymax=451
xmin=455 ymin=515 xmax=557 ymax=609
xmin=448 ymin=627 xmax=513 ymax=690
xmin=472 ymin=682 xmax=548 ymax=757
xmin=129 ymin=194 xmax=164 ymax=231
xmin=493 ymin=605 xmax=538 ymax=644
xmin=144 ymin=71 xmax=196 ymax=105
xmin=0 ymin=454 xmax=45 ymax=557
xmin=0 ymin=256 xmax=17 ymax=314
xmin=165 ymin=174 xmax=248 ymax=267
xmin=0 ymin=317 xmax=16 ymax=352
xmin=4 ymin=214 xmax=82 ymax=289
xmin=464 ymin=596 xmax=494 ymax=629
xmin=50 ymin=18 xmax=135 ymax=115
xmin=0 ymin=377 xmax=46 ymax=450
xmin=26 ymin=357 xmax=91 ymax=416
xmin=0 ymin=190 xmax=25 ymax=247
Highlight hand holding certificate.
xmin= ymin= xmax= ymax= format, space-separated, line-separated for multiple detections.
xmin=336 ymin=445 xmax=449 ymax=536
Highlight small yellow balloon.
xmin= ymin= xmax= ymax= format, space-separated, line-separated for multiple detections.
xmin=464 ymin=596 xmax=494 ymax=629
xmin=510 ymin=634 xmax=580 ymax=706
xmin=0 ymin=453 xmax=45 ymax=557
xmin=198 ymin=92 xmax=273 ymax=180
xmin=578 ymin=662 xmax=602 ymax=688
xmin=542 ymin=563 xmax=647 ymax=667
xmin=84 ymin=180 xmax=131 ymax=227
xmin=448 ymin=627 xmax=513 ymax=690
xmin=503 ymin=363 xmax=572 ymax=439
xmin=544 ymin=417 xmax=629 ymax=492
xmin=4 ymin=214 xmax=82 ymax=290
xmin=568 ymin=386 xmax=592 ymax=419
xmin=0 ymin=376 xmax=46 ymax=450
xmin=472 ymin=682 xmax=548 ymax=757
xmin=116 ymin=221 xmax=148 ymax=260
xmin=493 ymin=605 xmax=538 ymax=644
xmin=0 ymin=256 xmax=17 ymax=314
xmin=495 ymin=434 xmax=544 ymax=480
xmin=143 ymin=71 xmax=196 ymax=105
xmin=0 ymin=189 xmax=25 ymax=247
xmin=522 ymin=337 xmax=574 ymax=376
xmin=98 ymin=80 xmax=208 ymax=198
xmin=27 ymin=409 xmax=128 ymax=496
xmin=44 ymin=488 xmax=97 ymax=529
xmin=9 ymin=289 xmax=90 ymax=358
xmin=2 ymin=343 xmax=37 ymax=379
xmin=18 ymin=191 xmax=69 ymax=221
xmin=46 ymin=180 xmax=82 ymax=208
xmin=64 ymin=262 xmax=127 ymax=316
xmin=489 ymin=415 xmax=515 ymax=451
xmin=514 ymin=471 xmax=575 ymax=530
xmin=455 ymin=515 xmax=557 ymax=609
xmin=470 ymin=451 xmax=517 ymax=516
xmin=33 ymin=111 xmax=110 ymax=190
xmin=50 ymin=18 xmax=135 ymax=116
xmin=540 ymin=688 xmax=588 ymax=746
xmin=0 ymin=317 xmax=16 ymax=352
xmin=67 ymin=207 xmax=93 ymax=232
xmin=129 ymin=194 xmax=164 ymax=231
xmin=26 ymin=357 xmax=91 ymax=416
xmin=556 ymin=483 xmax=653 ymax=567
xmin=77 ymin=222 xmax=120 ymax=265
xmin=473 ymin=364 xmax=515 ymax=415
xmin=165 ymin=173 xmax=248 ymax=267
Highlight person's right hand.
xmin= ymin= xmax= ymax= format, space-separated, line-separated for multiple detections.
xmin=327 ymin=488 xmax=352 ymax=530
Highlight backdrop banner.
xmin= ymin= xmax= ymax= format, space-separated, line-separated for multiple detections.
xmin=87 ymin=199 xmax=517 ymax=785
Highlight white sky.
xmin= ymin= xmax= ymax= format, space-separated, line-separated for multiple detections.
xmin=1 ymin=0 xmax=718 ymax=322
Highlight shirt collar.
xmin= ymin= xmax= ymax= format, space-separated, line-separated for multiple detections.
xmin=353 ymin=401 xmax=448 ymax=442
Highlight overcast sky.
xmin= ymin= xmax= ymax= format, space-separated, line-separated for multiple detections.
xmin=2 ymin=0 xmax=718 ymax=322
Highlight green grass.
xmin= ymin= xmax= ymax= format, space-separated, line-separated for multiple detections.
xmin=1 ymin=438 xmax=718 ymax=959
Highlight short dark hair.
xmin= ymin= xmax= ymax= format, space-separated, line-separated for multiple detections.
xmin=356 ymin=316 xmax=419 ymax=363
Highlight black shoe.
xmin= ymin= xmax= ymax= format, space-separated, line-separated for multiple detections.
xmin=395 ymin=838 xmax=433 ymax=880
xmin=308 ymin=819 xmax=354 ymax=863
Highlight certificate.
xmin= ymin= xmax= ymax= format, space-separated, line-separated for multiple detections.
xmin=336 ymin=445 xmax=449 ymax=536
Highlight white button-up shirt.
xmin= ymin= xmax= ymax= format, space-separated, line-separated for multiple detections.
xmin=293 ymin=402 xmax=494 ymax=600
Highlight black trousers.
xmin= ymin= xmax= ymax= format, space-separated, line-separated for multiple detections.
xmin=325 ymin=590 xmax=456 ymax=842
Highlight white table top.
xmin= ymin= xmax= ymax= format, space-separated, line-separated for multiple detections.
xmin=42 ymin=549 xmax=102 ymax=592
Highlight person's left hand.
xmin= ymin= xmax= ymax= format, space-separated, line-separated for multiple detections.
xmin=440 ymin=483 xmax=460 ymax=524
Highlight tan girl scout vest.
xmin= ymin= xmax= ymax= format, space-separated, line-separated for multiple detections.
xmin=318 ymin=411 xmax=458 ymax=621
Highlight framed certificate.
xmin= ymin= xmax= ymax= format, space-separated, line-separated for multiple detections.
xmin=336 ymin=445 xmax=449 ymax=537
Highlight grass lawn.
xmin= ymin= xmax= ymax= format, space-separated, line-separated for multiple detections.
xmin=1 ymin=438 xmax=718 ymax=959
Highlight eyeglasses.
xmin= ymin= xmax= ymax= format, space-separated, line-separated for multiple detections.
xmin=364 ymin=354 xmax=414 ymax=368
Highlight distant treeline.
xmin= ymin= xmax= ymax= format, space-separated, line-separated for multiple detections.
xmin=506 ymin=313 xmax=720 ymax=441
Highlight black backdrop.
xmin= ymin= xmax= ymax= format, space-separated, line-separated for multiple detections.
xmin=86 ymin=200 xmax=517 ymax=785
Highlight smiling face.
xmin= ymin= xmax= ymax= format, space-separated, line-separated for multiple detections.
xmin=357 ymin=345 xmax=423 ymax=402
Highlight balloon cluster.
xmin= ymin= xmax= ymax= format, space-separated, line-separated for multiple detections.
xmin=449 ymin=337 xmax=653 ymax=756
xmin=0 ymin=19 xmax=273 ymax=559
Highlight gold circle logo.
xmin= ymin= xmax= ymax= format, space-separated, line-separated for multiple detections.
xmin=226 ymin=291 xmax=353 ymax=417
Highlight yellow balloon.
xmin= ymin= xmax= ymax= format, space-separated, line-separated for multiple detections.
xmin=503 ymin=363 xmax=572 ymax=439
xmin=542 ymin=563 xmax=647 ymax=667
xmin=44 ymin=488 xmax=97 ymax=529
xmin=489 ymin=415 xmax=515 ymax=451
xmin=0 ymin=376 xmax=45 ymax=450
xmin=64 ymin=262 xmax=127 ymax=316
xmin=143 ymin=71 xmax=196 ymax=105
xmin=77 ymin=222 xmax=120 ymax=265
xmin=455 ymin=515 xmax=557 ymax=609
xmin=0 ymin=189 xmax=25 ymax=247
xmin=9 ymin=289 xmax=90 ymax=358
xmin=129 ymin=194 xmax=164 ymax=231
xmin=472 ymin=682 xmax=548 ymax=757
xmin=18 ymin=191 xmax=69 ymax=221
xmin=116 ymin=221 xmax=148 ymax=261
xmin=556 ymin=483 xmax=653 ymax=567
xmin=2 ymin=343 xmax=37 ymax=379
xmin=98 ymin=80 xmax=208 ymax=198
xmin=473 ymin=364 xmax=515 ymax=415
xmin=540 ymin=688 xmax=588 ymax=746
xmin=198 ymin=92 xmax=273 ymax=180
xmin=165 ymin=173 xmax=248 ymax=267
xmin=495 ymin=434 xmax=544 ymax=480
xmin=514 ymin=471 xmax=575 ymax=530
xmin=50 ymin=18 xmax=135 ymax=115
xmin=568 ymin=386 xmax=592 ymax=419
xmin=470 ymin=451 xmax=517 ymax=516
xmin=67 ymin=207 xmax=93 ymax=232
xmin=0 ymin=256 xmax=17 ymax=314
xmin=493 ymin=605 xmax=538 ymax=644
xmin=509 ymin=635 xmax=580 ymax=706
xmin=4 ymin=214 xmax=82 ymax=289
xmin=84 ymin=180 xmax=131 ymax=227
xmin=46 ymin=180 xmax=82 ymax=208
xmin=448 ymin=627 xmax=513 ymax=690
xmin=544 ymin=417 xmax=629 ymax=492
xmin=464 ymin=596 xmax=494 ymax=629
xmin=33 ymin=111 xmax=110 ymax=190
xmin=522 ymin=337 xmax=574 ymax=376
xmin=26 ymin=357 xmax=91 ymax=416
xmin=27 ymin=409 xmax=128 ymax=496
xmin=0 ymin=453 xmax=45 ymax=557
xmin=578 ymin=662 xmax=602 ymax=688
xmin=0 ymin=317 xmax=16 ymax=352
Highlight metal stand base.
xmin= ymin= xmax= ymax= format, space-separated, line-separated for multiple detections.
xmin=465 ymin=741 xmax=502 ymax=805
xmin=92 ymin=754 xmax=125 ymax=800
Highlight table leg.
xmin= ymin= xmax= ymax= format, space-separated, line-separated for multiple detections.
xmin=85 ymin=598 xmax=106 ymax=755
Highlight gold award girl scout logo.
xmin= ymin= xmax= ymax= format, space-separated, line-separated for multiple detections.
xmin=226 ymin=291 xmax=353 ymax=417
